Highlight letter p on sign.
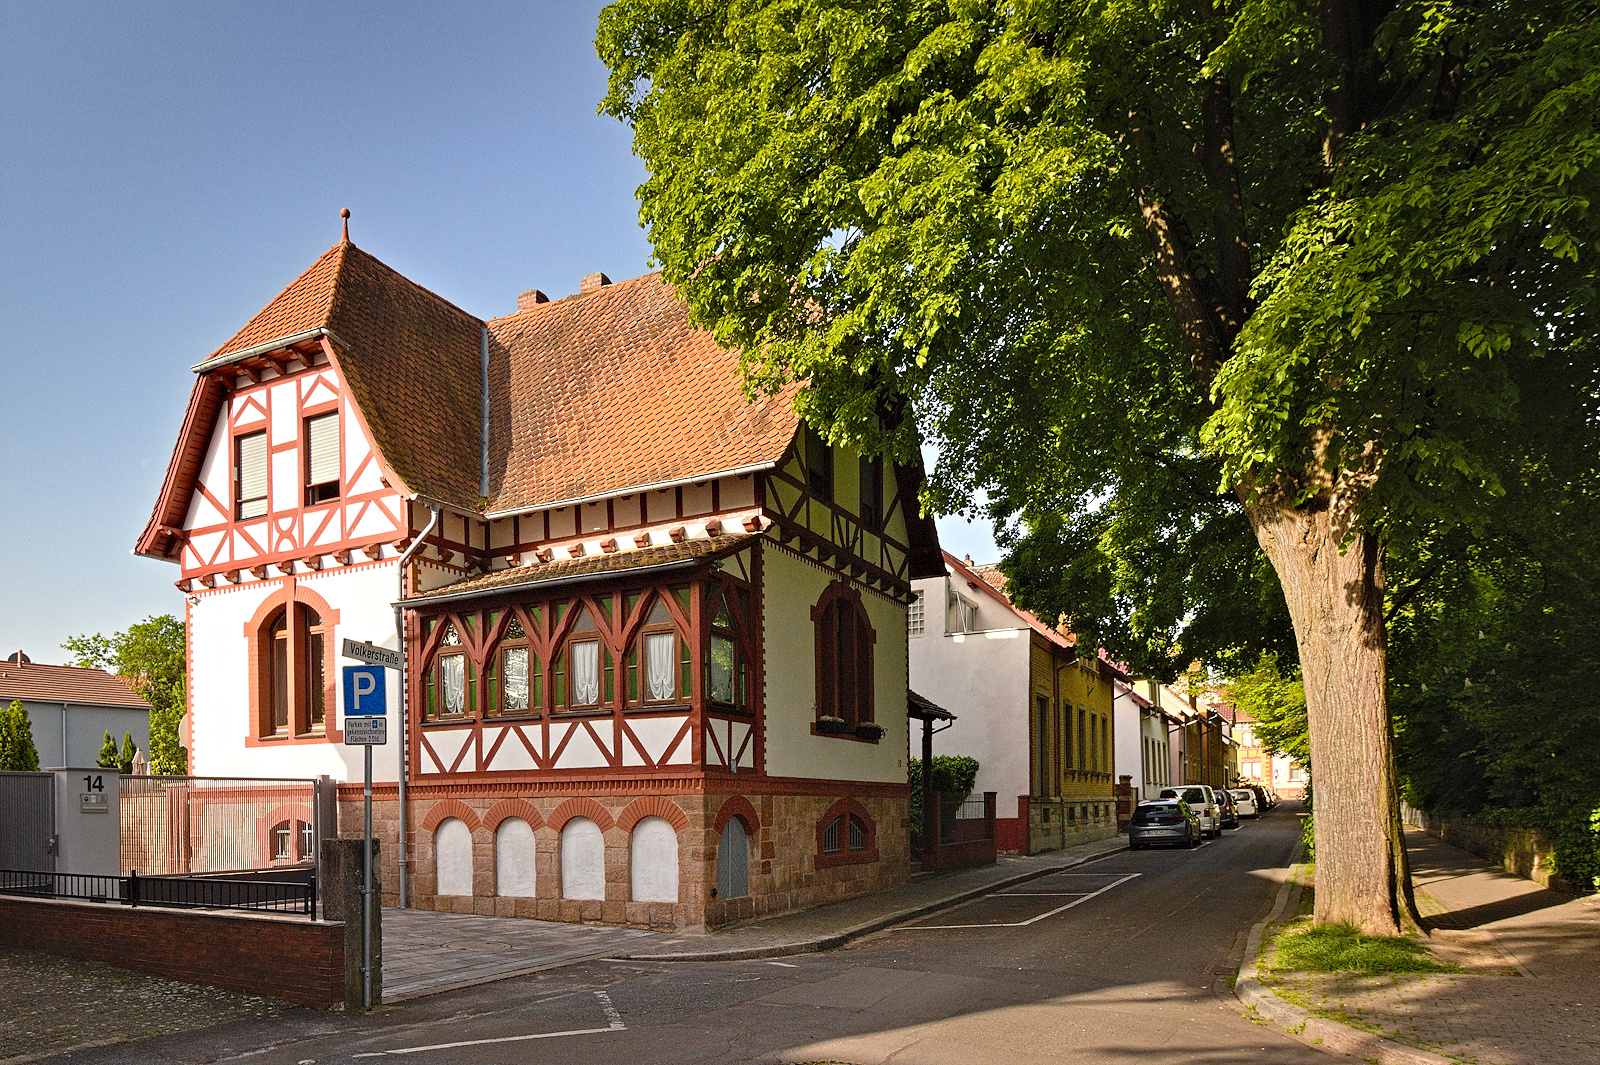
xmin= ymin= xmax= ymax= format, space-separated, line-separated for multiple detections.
xmin=342 ymin=665 xmax=387 ymax=716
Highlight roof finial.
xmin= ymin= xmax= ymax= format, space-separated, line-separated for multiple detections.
xmin=340 ymin=207 xmax=351 ymax=243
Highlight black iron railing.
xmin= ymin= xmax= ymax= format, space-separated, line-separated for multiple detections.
xmin=0 ymin=868 xmax=315 ymax=918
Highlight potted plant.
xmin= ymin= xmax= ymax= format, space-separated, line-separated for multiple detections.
xmin=816 ymin=715 xmax=849 ymax=734
xmin=854 ymin=722 xmax=886 ymax=740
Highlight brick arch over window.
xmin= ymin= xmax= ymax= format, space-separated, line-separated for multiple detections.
xmin=256 ymin=802 xmax=315 ymax=864
xmin=243 ymin=580 xmax=341 ymax=743
xmin=711 ymin=795 xmax=760 ymax=836
xmin=811 ymin=580 xmax=875 ymax=727
xmin=421 ymin=799 xmax=481 ymax=834
xmin=617 ymin=796 xmax=689 ymax=834
xmin=815 ymin=797 xmax=879 ymax=869
xmin=482 ymin=798 xmax=544 ymax=833
xmin=546 ymin=797 xmax=615 ymax=833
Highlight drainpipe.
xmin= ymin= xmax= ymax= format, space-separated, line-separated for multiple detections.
xmin=61 ymin=704 xmax=69 ymax=766
xmin=394 ymin=502 xmax=442 ymax=909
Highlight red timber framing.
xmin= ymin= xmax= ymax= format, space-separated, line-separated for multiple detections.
xmin=139 ymin=335 xmax=410 ymax=581
xmin=755 ymin=438 xmax=923 ymax=602
xmin=406 ymin=541 xmax=766 ymax=784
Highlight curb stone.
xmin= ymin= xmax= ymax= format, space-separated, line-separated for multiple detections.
xmin=612 ymin=837 xmax=1130 ymax=962
xmin=1234 ymin=844 xmax=1456 ymax=1065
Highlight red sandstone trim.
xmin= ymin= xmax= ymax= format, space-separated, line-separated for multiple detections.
xmin=545 ymin=796 xmax=615 ymax=832
xmin=814 ymin=796 xmax=880 ymax=869
xmin=420 ymin=798 xmax=481 ymax=833
xmin=481 ymin=797 xmax=545 ymax=833
xmin=616 ymin=795 xmax=689 ymax=833
xmin=711 ymin=794 xmax=760 ymax=835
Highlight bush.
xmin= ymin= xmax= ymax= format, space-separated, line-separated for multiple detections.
xmin=95 ymin=731 xmax=119 ymax=770
xmin=0 ymin=701 xmax=40 ymax=771
xmin=908 ymin=755 xmax=981 ymax=850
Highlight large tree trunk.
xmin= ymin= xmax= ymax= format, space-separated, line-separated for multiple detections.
xmin=1249 ymin=498 xmax=1423 ymax=935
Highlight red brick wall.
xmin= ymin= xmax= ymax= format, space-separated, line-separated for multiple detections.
xmin=0 ymin=896 xmax=346 ymax=1009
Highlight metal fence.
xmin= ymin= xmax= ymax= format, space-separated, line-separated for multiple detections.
xmin=0 ymin=773 xmax=54 ymax=871
xmin=939 ymin=794 xmax=995 ymax=843
xmin=0 ymin=867 xmax=315 ymax=916
xmin=119 ymin=775 xmax=322 ymax=878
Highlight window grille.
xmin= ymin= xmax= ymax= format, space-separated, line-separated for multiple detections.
xmin=908 ymin=593 xmax=924 ymax=636
xmin=848 ymin=816 xmax=866 ymax=852
xmin=272 ymin=821 xmax=293 ymax=861
xmin=822 ymin=817 xmax=841 ymax=854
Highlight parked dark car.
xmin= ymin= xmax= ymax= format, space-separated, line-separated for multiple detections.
xmin=1248 ymin=785 xmax=1272 ymax=813
xmin=1216 ymin=788 xmax=1240 ymax=829
xmin=1128 ymin=800 xmax=1202 ymax=850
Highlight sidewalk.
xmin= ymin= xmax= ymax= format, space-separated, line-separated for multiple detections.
xmin=1259 ymin=829 xmax=1600 ymax=1065
xmin=615 ymin=833 xmax=1129 ymax=961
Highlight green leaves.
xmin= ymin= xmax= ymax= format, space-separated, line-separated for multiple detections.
xmin=65 ymin=615 xmax=186 ymax=775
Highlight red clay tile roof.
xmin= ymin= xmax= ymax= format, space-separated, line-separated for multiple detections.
xmin=484 ymin=272 xmax=801 ymax=513
xmin=406 ymin=534 xmax=757 ymax=604
xmin=0 ymin=663 xmax=152 ymax=709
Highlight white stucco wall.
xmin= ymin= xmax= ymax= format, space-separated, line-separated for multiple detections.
xmin=186 ymin=560 xmax=402 ymax=781
xmin=761 ymin=545 xmax=908 ymax=783
xmin=560 ymin=817 xmax=605 ymax=900
xmin=629 ymin=816 xmax=679 ymax=903
xmin=495 ymin=817 xmax=537 ymax=897
xmin=911 ymin=576 xmax=1032 ymax=806
xmin=1114 ymin=694 xmax=1145 ymax=795
xmin=435 ymin=817 xmax=473 ymax=896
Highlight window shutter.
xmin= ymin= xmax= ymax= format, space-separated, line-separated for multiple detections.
xmin=306 ymin=412 xmax=339 ymax=486
xmin=816 ymin=601 xmax=837 ymax=718
xmin=237 ymin=432 xmax=267 ymax=516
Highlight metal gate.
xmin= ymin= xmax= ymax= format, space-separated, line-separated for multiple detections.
xmin=0 ymin=772 xmax=55 ymax=871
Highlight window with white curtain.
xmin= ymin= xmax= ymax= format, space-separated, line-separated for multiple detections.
xmin=502 ymin=647 xmax=529 ymax=710
xmin=570 ymin=640 xmax=600 ymax=706
xmin=440 ymin=653 xmax=465 ymax=716
xmin=645 ymin=632 xmax=674 ymax=701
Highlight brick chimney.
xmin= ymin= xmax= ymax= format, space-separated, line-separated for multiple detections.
xmin=517 ymin=289 xmax=548 ymax=312
xmin=580 ymin=272 xmax=611 ymax=294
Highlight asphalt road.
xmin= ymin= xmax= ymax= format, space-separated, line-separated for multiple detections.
xmin=65 ymin=806 xmax=1321 ymax=1065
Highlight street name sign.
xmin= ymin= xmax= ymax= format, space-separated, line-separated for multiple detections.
xmin=342 ymin=638 xmax=400 ymax=670
xmin=344 ymin=717 xmax=387 ymax=745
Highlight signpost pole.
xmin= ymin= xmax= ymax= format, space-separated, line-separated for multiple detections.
xmin=362 ymin=741 xmax=373 ymax=1010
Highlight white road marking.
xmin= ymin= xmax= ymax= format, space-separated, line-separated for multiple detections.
xmin=766 ymin=961 xmax=799 ymax=968
xmin=993 ymin=892 xmax=1092 ymax=897
xmin=352 ymin=991 xmax=625 ymax=1056
xmin=895 ymin=873 xmax=1142 ymax=930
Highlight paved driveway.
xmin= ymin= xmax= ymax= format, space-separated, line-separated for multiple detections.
xmin=383 ymin=909 xmax=659 ymax=1000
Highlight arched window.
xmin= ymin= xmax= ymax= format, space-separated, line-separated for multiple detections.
xmin=626 ymin=597 xmax=686 ymax=708
xmin=815 ymin=801 xmax=879 ymax=869
xmin=269 ymin=819 xmax=313 ymax=863
xmin=424 ymin=624 xmax=475 ymax=720
xmin=812 ymin=583 xmax=875 ymax=728
xmin=486 ymin=613 xmax=538 ymax=717
xmin=555 ymin=606 xmax=612 ymax=713
xmin=708 ymin=583 xmax=751 ymax=712
xmin=715 ymin=817 xmax=749 ymax=900
xmin=257 ymin=603 xmax=328 ymax=737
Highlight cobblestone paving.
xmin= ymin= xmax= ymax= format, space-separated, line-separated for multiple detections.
xmin=0 ymin=948 xmax=282 ymax=1064
xmin=1264 ymin=832 xmax=1600 ymax=1065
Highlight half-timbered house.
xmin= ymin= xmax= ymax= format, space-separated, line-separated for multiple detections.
xmin=137 ymin=230 xmax=942 ymax=929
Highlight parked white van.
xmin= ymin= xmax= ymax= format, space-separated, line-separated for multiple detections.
xmin=1159 ymin=785 xmax=1222 ymax=838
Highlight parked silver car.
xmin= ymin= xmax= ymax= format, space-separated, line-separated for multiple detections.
xmin=1159 ymin=785 xmax=1222 ymax=838
xmin=1128 ymin=800 xmax=1201 ymax=849
xmin=1228 ymin=788 xmax=1260 ymax=818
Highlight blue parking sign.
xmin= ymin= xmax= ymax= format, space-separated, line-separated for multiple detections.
xmin=342 ymin=665 xmax=387 ymax=717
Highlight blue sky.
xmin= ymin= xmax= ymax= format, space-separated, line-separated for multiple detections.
xmin=0 ymin=1 xmax=997 ymax=664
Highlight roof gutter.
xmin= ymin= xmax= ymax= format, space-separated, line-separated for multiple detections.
xmin=482 ymin=460 xmax=778 ymax=521
xmin=398 ymin=556 xmax=707 ymax=609
xmin=190 ymin=327 xmax=347 ymax=374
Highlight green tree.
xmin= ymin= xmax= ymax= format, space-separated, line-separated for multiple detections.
xmin=0 ymin=700 xmax=41 ymax=772
xmin=65 ymin=614 xmax=186 ymax=774
xmin=119 ymin=732 xmax=137 ymax=775
xmin=599 ymin=0 xmax=1600 ymax=932
xmin=95 ymin=731 xmax=119 ymax=771
xmin=1219 ymin=652 xmax=1309 ymax=770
